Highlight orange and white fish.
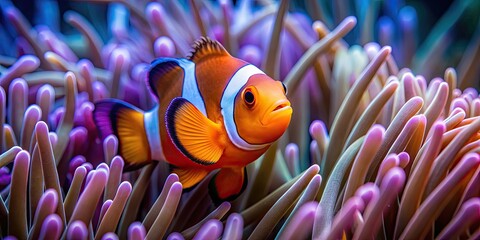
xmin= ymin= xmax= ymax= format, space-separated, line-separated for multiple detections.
xmin=93 ymin=37 xmax=292 ymax=202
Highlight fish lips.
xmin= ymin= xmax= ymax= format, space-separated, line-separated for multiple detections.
xmin=261 ymin=99 xmax=293 ymax=126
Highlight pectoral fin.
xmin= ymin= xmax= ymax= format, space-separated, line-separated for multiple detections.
xmin=166 ymin=97 xmax=225 ymax=165
xmin=209 ymin=167 xmax=248 ymax=204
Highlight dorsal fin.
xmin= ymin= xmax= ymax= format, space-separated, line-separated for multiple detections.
xmin=187 ymin=37 xmax=230 ymax=63
xmin=147 ymin=58 xmax=183 ymax=98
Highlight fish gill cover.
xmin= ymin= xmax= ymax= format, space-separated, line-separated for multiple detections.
xmin=0 ymin=0 xmax=479 ymax=239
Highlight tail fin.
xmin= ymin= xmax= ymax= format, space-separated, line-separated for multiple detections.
xmin=93 ymin=99 xmax=152 ymax=170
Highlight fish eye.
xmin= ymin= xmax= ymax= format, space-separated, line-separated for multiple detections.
xmin=282 ymin=82 xmax=287 ymax=94
xmin=243 ymin=89 xmax=255 ymax=107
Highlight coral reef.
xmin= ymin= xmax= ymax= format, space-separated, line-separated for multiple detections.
xmin=0 ymin=0 xmax=479 ymax=239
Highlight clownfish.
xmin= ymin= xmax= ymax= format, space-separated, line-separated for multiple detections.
xmin=93 ymin=37 xmax=292 ymax=202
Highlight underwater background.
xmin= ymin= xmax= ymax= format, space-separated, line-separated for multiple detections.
xmin=0 ymin=0 xmax=479 ymax=239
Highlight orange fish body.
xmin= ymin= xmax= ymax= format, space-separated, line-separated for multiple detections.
xmin=94 ymin=38 xmax=292 ymax=202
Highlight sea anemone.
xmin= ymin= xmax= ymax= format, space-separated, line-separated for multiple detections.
xmin=0 ymin=0 xmax=479 ymax=239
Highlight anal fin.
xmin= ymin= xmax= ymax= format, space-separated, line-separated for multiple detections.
xmin=172 ymin=167 xmax=210 ymax=189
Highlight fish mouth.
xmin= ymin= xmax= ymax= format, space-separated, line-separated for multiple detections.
xmin=261 ymin=99 xmax=292 ymax=125
xmin=272 ymin=100 xmax=290 ymax=112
